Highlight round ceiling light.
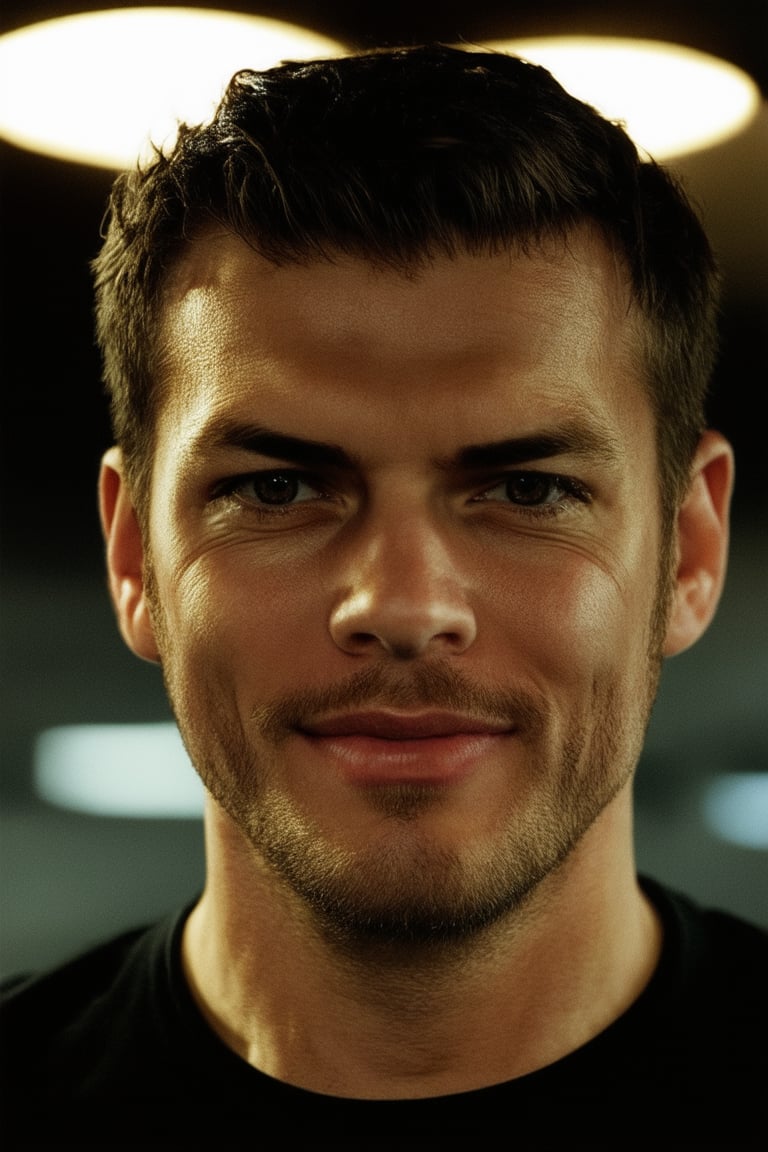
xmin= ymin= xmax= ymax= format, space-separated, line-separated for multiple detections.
xmin=0 ymin=7 xmax=347 ymax=169
xmin=477 ymin=36 xmax=761 ymax=159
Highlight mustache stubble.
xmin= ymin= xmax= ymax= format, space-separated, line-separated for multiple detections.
xmin=250 ymin=660 xmax=549 ymax=744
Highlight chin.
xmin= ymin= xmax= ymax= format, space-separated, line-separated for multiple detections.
xmin=243 ymin=786 xmax=588 ymax=953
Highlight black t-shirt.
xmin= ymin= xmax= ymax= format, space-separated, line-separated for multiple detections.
xmin=1 ymin=876 xmax=766 ymax=1148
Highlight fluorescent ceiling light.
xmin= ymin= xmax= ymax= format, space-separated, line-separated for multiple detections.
xmin=35 ymin=723 xmax=204 ymax=817
xmin=477 ymin=36 xmax=761 ymax=159
xmin=0 ymin=7 xmax=346 ymax=169
xmin=702 ymin=773 xmax=768 ymax=850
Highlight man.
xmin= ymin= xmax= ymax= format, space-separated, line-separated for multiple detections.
xmin=1 ymin=44 xmax=765 ymax=1144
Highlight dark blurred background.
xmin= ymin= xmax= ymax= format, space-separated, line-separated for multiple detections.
xmin=1 ymin=1 xmax=766 ymax=979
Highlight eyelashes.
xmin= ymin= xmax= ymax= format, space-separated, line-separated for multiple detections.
xmin=470 ymin=471 xmax=591 ymax=513
xmin=213 ymin=467 xmax=591 ymax=520
xmin=223 ymin=470 xmax=327 ymax=507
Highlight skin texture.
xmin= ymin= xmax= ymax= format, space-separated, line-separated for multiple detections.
xmin=100 ymin=226 xmax=733 ymax=1097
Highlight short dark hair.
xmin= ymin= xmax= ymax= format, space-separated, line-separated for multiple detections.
xmin=93 ymin=43 xmax=720 ymax=527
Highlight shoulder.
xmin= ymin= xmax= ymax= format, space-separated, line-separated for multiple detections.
xmin=1 ymin=922 xmax=153 ymax=1031
xmin=0 ymin=910 xmax=187 ymax=1098
xmin=639 ymin=878 xmax=768 ymax=1087
xmin=645 ymin=876 xmax=768 ymax=985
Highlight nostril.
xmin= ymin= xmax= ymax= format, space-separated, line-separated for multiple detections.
xmin=329 ymin=579 xmax=477 ymax=658
xmin=338 ymin=624 xmax=474 ymax=661
xmin=347 ymin=631 xmax=379 ymax=650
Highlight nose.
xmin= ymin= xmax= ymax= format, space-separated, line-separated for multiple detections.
xmin=328 ymin=512 xmax=477 ymax=659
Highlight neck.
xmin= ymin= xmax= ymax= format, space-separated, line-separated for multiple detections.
xmin=182 ymin=789 xmax=661 ymax=1099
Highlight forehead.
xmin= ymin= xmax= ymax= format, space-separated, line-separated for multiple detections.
xmin=155 ymin=227 xmax=644 ymax=453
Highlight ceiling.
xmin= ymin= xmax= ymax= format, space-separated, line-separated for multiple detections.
xmin=1 ymin=1 xmax=766 ymax=573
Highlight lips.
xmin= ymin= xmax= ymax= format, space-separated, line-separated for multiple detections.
xmin=301 ymin=710 xmax=513 ymax=741
xmin=299 ymin=711 xmax=514 ymax=785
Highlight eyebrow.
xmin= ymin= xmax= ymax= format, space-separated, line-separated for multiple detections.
xmin=195 ymin=416 xmax=620 ymax=473
xmin=197 ymin=419 xmax=355 ymax=471
xmin=453 ymin=421 xmax=621 ymax=471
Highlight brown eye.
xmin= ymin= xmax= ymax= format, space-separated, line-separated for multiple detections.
xmin=504 ymin=473 xmax=561 ymax=505
xmin=471 ymin=470 xmax=588 ymax=513
xmin=228 ymin=469 xmax=328 ymax=509
xmin=252 ymin=472 xmax=301 ymax=505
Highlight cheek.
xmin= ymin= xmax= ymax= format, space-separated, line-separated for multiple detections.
xmin=485 ymin=550 xmax=655 ymax=695
xmin=157 ymin=550 xmax=331 ymax=700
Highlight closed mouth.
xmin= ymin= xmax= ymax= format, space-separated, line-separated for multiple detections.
xmin=300 ymin=710 xmax=514 ymax=741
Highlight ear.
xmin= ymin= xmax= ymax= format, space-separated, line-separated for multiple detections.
xmin=99 ymin=447 xmax=161 ymax=663
xmin=663 ymin=430 xmax=734 ymax=657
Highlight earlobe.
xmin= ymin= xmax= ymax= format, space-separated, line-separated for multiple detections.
xmin=663 ymin=430 xmax=734 ymax=657
xmin=99 ymin=447 xmax=161 ymax=664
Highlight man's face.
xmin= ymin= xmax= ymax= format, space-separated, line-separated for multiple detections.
xmin=142 ymin=228 xmax=668 ymax=944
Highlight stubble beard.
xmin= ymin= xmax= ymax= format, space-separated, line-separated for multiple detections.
xmin=156 ymin=654 xmax=658 ymax=955
xmin=144 ymin=542 xmax=672 ymax=957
